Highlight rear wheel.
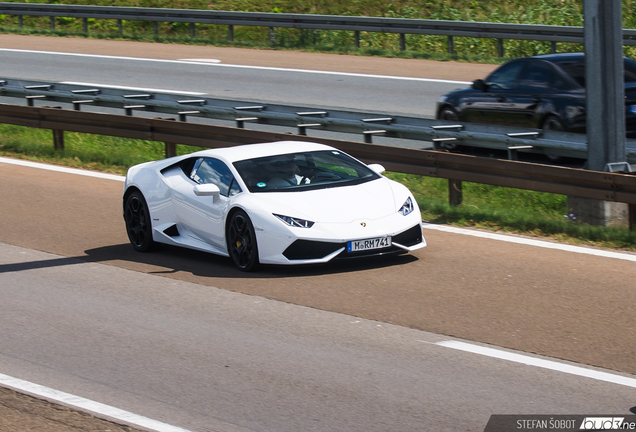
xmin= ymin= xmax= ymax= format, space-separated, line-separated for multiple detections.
xmin=226 ymin=210 xmax=259 ymax=271
xmin=542 ymin=115 xmax=565 ymax=162
xmin=124 ymin=190 xmax=155 ymax=252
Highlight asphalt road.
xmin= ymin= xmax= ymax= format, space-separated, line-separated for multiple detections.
xmin=1 ymin=36 xmax=636 ymax=431
xmin=0 ymin=34 xmax=496 ymax=118
xmin=1 ymin=155 xmax=636 ymax=432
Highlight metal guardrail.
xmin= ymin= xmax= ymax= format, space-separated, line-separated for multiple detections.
xmin=0 ymin=103 xmax=635 ymax=229
xmin=3 ymin=3 xmax=636 ymax=56
xmin=2 ymin=77 xmax=636 ymax=164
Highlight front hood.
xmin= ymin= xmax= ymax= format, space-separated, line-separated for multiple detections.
xmin=251 ymin=178 xmax=402 ymax=223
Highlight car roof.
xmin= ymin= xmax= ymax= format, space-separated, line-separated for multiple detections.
xmin=530 ymin=52 xmax=585 ymax=62
xmin=190 ymin=141 xmax=337 ymax=163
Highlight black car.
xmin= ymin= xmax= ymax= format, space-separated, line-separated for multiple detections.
xmin=436 ymin=52 xmax=636 ymax=137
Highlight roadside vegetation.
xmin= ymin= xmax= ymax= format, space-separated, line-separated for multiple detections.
xmin=2 ymin=0 xmax=636 ymax=61
xmin=1 ymin=124 xmax=635 ymax=251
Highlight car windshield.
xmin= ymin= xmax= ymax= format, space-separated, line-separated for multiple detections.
xmin=233 ymin=150 xmax=381 ymax=192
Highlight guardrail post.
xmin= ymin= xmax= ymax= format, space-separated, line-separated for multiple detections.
xmin=165 ymin=142 xmax=177 ymax=158
xmin=400 ymin=34 xmax=406 ymax=51
xmin=355 ymin=31 xmax=360 ymax=48
xmin=551 ymin=41 xmax=557 ymax=53
xmin=497 ymin=39 xmax=504 ymax=57
xmin=630 ymin=204 xmax=636 ymax=231
xmin=83 ymin=17 xmax=88 ymax=33
xmin=52 ymin=130 xmax=64 ymax=151
xmin=50 ymin=16 xmax=55 ymax=31
xmin=229 ymin=25 xmax=234 ymax=41
xmin=269 ymin=27 xmax=275 ymax=44
xmin=154 ymin=22 xmax=159 ymax=37
xmin=18 ymin=16 xmax=23 ymax=28
xmin=447 ymin=36 xmax=454 ymax=54
xmin=449 ymin=179 xmax=463 ymax=206
xmin=117 ymin=19 xmax=123 ymax=34
xmin=190 ymin=23 xmax=195 ymax=38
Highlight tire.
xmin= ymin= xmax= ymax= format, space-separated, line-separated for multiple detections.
xmin=542 ymin=115 xmax=565 ymax=162
xmin=436 ymin=107 xmax=460 ymax=150
xmin=226 ymin=210 xmax=260 ymax=272
xmin=438 ymin=106 xmax=460 ymax=122
xmin=124 ymin=190 xmax=155 ymax=252
xmin=542 ymin=115 xmax=565 ymax=132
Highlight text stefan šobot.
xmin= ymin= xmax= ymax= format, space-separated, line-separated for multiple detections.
xmin=484 ymin=415 xmax=636 ymax=432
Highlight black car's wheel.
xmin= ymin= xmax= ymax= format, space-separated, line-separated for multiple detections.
xmin=436 ymin=107 xmax=460 ymax=150
xmin=227 ymin=210 xmax=259 ymax=271
xmin=124 ymin=190 xmax=155 ymax=252
xmin=542 ymin=115 xmax=565 ymax=161
xmin=543 ymin=115 xmax=565 ymax=132
xmin=438 ymin=106 xmax=460 ymax=122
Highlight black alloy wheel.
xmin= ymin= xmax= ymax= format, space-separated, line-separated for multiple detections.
xmin=124 ymin=191 xmax=155 ymax=252
xmin=439 ymin=106 xmax=460 ymax=122
xmin=227 ymin=210 xmax=259 ymax=271
xmin=542 ymin=115 xmax=565 ymax=161
xmin=543 ymin=115 xmax=565 ymax=132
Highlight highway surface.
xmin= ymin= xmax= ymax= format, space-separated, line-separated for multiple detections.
xmin=1 ymin=36 xmax=636 ymax=431
xmin=0 ymin=35 xmax=494 ymax=118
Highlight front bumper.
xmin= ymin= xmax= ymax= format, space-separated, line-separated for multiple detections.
xmin=280 ymin=224 xmax=425 ymax=264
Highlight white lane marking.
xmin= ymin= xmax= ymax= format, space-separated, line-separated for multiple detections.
xmin=435 ymin=340 xmax=636 ymax=389
xmin=0 ymin=372 xmax=195 ymax=432
xmin=0 ymin=48 xmax=471 ymax=84
xmin=60 ymin=81 xmax=206 ymax=96
xmin=0 ymin=157 xmax=125 ymax=182
xmin=422 ymin=223 xmax=636 ymax=262
xmin=179 ymin=58 xmax=221 ymax=63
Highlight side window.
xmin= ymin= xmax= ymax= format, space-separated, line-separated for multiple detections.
xmin=191 ymin=158 xmax=240 ymax=197
xmin=486 ymin=62 xmax=525 ymax=89
xmin=228 ymin=179 xmax=242 ymax=197
xmin=517 ymin=63 xmax=551 ymax=89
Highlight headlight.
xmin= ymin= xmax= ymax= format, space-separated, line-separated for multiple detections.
xmin=274 ymin=214 xmax=315 ymax=228
xmin=398 ymin=197 xmax=414 ymax=216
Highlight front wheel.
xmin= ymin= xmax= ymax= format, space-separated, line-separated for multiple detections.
xmin=436 ymin=107 xmax=460 ymax=150
xmin=438 ymin=106 xmax=459 ymax=122
xmin=124 ymin=190 xmax=155 ymax=252
xmin=226 ymin=210 xmax=260 ymax=271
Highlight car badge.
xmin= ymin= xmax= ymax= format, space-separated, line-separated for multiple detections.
xmin=360 ymin=222 xmax=367 ymax=227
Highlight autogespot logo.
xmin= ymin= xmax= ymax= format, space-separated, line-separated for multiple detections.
xmin=580 ymin=417 xmax=625 ymax=430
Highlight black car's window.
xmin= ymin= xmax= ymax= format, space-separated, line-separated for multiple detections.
xmin=552 ymin=73 xmax=571 ymax=91
xmin=555 ymin=57 xmax=636 ymax=86
xmin=625 ymin=58 xmax=636 ymax=82
xmin=517 ymin=62 xmax=552 ymax=89
xmin=191 ymin=157 xmax=240 ymax=197
xmin=486 ymin=61 xmax=525 ymax=89
xmin=233 ymin=150 xmax=381 ymax=193
xmin=556 ymin=61 xmax=586 ymax=87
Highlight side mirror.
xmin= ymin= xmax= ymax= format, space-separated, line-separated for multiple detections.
xmin=471 ymin=79 xmax=487 ymax=91
xmin=194 ymin=183 xmax=221 ymax=202
xmin=368 ymin=163 xmax=385 ymax=174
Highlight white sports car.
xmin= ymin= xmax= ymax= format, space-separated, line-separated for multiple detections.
xmin=123 ymin=141 xmax=426 ymax=271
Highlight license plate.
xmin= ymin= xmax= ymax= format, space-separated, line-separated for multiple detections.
xmin=347 ymin=236 xmax=391 ymax=252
